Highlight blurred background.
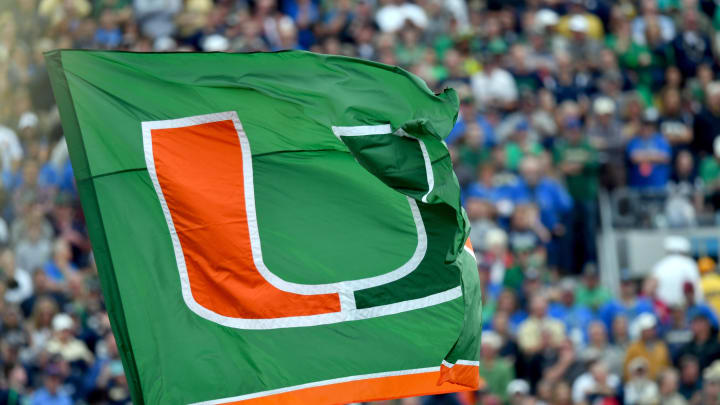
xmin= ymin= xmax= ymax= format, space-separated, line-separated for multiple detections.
xmin=3 ymin=0 xmax=720 ymax=404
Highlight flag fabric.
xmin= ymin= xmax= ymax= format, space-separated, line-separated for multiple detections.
xmin=46 ymin=50 xmax=481 ymax=405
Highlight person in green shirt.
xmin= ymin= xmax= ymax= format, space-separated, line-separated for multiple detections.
xmin=575 ymin=264 xmax=613 ymax=311
xmin=700 ymin=136 xmax=720 ymax=211
xmin=478 ymin=331 xmax=515 ymax=403
xmin=554 ymin=118 xmax=600 ymax=272
xmin=504 ymin=120 xmax=543 ymax=172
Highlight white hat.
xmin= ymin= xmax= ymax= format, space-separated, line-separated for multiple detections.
xmin=628 ymin=356 xmax=649 ymax=372
xmin=593 ymin=97 xmax=616 ymax=115
xmin=507 ymin=379 xmax=530 ymax=396
xmin=52 ymin=313 xmax=73 ymax=332
xmin=664 ymin=235 xmax=691 ymax=254
xmin=18 ymin=112 xmax=38 ymax=130
xmin=202 ymin=34 xmax=229 ymax=52
xmin=536 ymin=9 xmax=559 ymax=28
xmin=153 ymin=36 xmax=177 ymax=52
xmin=481 ymin=331 xmax=503 ymax=350
xmin=714 ymin=136 xmax=720 ymax=158
xmin=634 ymin=313 xmax=657 ymax=332
xmin=568 ymin=15 xmax=589 ymax=33
xmin=485 ymin=228 xmax=508 ymax=249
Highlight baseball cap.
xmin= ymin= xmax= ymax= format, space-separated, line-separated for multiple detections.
xmin=642 ymin=107 xmax=660 ymax=123
xmin=52 ymin=313 xmax=73 ymax=332
xmin=568 ymin=15 xmax=589 ymax=33
xmin=507 ymin=379 xmax=530 ymax=396
xmin=18 ymin=112 xmax=38 ymax=130
xmin=699 ymin=257 xmax=716 ymax=274
xmin=664 ymin=235 xmax=691 ymax=254
xmin=593 ymin=97 xmax=616 ymax=115
xmin=634 ymin=313 xmax=657 ymax=331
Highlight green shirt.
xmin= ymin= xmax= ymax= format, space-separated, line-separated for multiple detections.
xmin=700 ymin=157 xmax=720 ymax=184
xmin=575 ymin=285 xmax=613 ymax=309
xmin=478 ymin=358 xmax=515 ymax=403
xmin=505 ymin=141 xmax=542 ymax=172
xmin=553 ymin=139 xmax=600 ymax=201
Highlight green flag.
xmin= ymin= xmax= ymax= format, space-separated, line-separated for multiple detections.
xmin=46 ymin=50 xmax=481 ymax=405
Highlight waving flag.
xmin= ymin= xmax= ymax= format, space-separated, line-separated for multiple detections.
xmin=46 ymin=50 xmax=481 ymax=405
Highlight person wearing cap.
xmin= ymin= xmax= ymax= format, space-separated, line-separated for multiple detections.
xmin=556 ymin=0 xmax=604 ymax=40
xmin=658 ymin=369 xmax=689 ymax=405
xmin=549 ymin=278 xmax=595 ymax=344
xmin=699 ymin=136 xmax=720 ymax=211
xmin=29 ymin=362 xmax=72 ymax=405
xmin=699 ymin=360 xmax=720 ymax=404
xmin=624 ymin=313 xmax=671 ymax=381
xmin=699 ymin=256 xmax=720 ymax=317
xmin=624 ymin=356 xmax=660 ymax=405
xmin=626 ymin=107 xmax=672 ymax=189
xmin=693 ymin=82 xmax=720 ymax=158
xmin=478 ymin=331 xmax=515 ymax=403
xmin=553 ymin=117 xmax=600 ymax=272
xmin=675 ymin=308 xmax=720 ymax=370
xmin=576 ymin=264 xmax=613 ymax=310
xmin=651 ymin=235 xmax=702 ymax=307
xmin=503 ymin=119 xmax=543 ymax=172
xmin=46 ymin=313 xmax=94 ymax=365
xmin=506 ymin=379 xmax=530 ymax=405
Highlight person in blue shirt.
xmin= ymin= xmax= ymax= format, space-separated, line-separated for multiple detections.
xmin=512 ymin=156 xmax=573 ymax=271
xmin=626 ymin=108 xmax=672 ymax=189
xmin=446 ymin=96 xmax=496 ymax=147
xmin=31 ymin=367 xmax=71 ymax=405
xmin=598 ymin=272 xmax=655 ymax=331
xmin=548 ymin=278 xmax=596 ymax=344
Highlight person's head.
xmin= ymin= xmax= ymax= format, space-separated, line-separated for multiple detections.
xmin=676 ymin=150 xmax=694 ymax=179
xmin=31 ymin=296 xmax=58 ymax=329
xmin=43 ymin=366 xmax=63 ymax=394
xmin=529 ymin=295 xmax=548 ymax=318
xmin=52 ymin=313 xmax=74 ymax=342
xmin=699 ymin=256 xmax=717 ymax=275
xmin=659 ymin=369 xmax=680 ymax=395
xmin=628 ymin=357 xmax=650 ymax=380
xmin=640 ymin=107 xmax=659 ymax=137
xmin=590 ymin=360 xmax=609 ymax=383
xmin=661 ymin=87 xmax=682 ymax=115
xmin=703 ymin=361 xmax=720 ymax=399
xmin=497 ymin=289 xmax=519 ymax=313
xmin=564 ymin=118 xmax=582 ymax=143
xmin=681 ymin=355 xmax=700 ymax=382
xmin=620 ymin=273 xmax=636 ymax=299
xmin=53 ymin=238 xmax=72 ymax=263
xmin=637 ymin=313 xmax=658 ymax=341
xmin=690 ymin=311 xmax=712 ymax=341
xmin=582 ymin=264 xmax=599 ymax=288
xmin=480 ymin=331 xmax=502 ymax=360
xmin=507 ymin=379 xmax=530 ymax=404
xmin=665 ymin=66 xmax=683 ymax=89
xmin=593 ymin=97 xmax=616 ymax=124
xmin=551 ymin=381 xmax=572 ymax=405
xmin=612 ymin=315 xmax=629 ymax=343
xmin=558 ymin=278 xmax=576 ymax=307
xmin=520 ymin=156 xmax=543 ymax=186
xmin=706 ymin=81 xmax=720 ymax=113
xmin=588 ymin=321 xmax=608 ymax=346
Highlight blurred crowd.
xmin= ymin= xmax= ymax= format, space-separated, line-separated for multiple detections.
xmin=4 ymin=0 xmax=720 ymax=404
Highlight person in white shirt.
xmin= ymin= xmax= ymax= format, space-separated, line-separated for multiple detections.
xmin=651 ymin=236 xmax=702 ymax=307
xmin=0 ymin=125 xmax=23 ymax=173
xmin=471 ymin=50 xmax=518 ymax=111
xmin=572 ymin=360 xmax=621 ymax=404
xmin=375 ymin=0 xmax=428 ymax=33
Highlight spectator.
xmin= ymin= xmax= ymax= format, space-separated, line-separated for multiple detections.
xmin=599 ymin=272 xmax=654 ymax=331
xmin=651 ymin=236 xmax=702 ymax=307
xmin=478 ymin=331 xmax=514 ymax=403
xmin=675 ymin=310 xmax=720 ymax=370
xmin=699 ymin=256 xmax=720 ymax=318
xmin=626 ymin=108 xmax=672 ymax=189
xmin=29 ymin=364 xmax=71 ymax=405
xmin=692 ymin=82 xmax=720 ymax=158
xmin=658 ymin=368 xmax=688 ymax=405
xmin=575 ymin=264 xmax=613 ymax=311
xmin=571 ymin=360 xmax=621 ymax=405
xmin=579 ymin=321 xmax=626 ymax=377
xmin=624 ymin=357 xmax=660 ymax=405
xmin=699 ymin=136 xmax=720 ymax=211
xmin=553 ymin=118 xmax=600 ymax=271
xmin=624 ymin=313 xmax=671 ymax=381
xmin=517 ymin=295 xmax=566 ymax=355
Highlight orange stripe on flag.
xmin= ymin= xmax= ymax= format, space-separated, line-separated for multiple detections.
xmin=438 ymin=362 xmax=481 ymax=389
xmin=221 ymin=369 xmax=478 ymax=404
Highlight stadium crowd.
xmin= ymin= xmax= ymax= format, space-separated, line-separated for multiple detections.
xmin=4 ymin=0 xmax=720 ymax=404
